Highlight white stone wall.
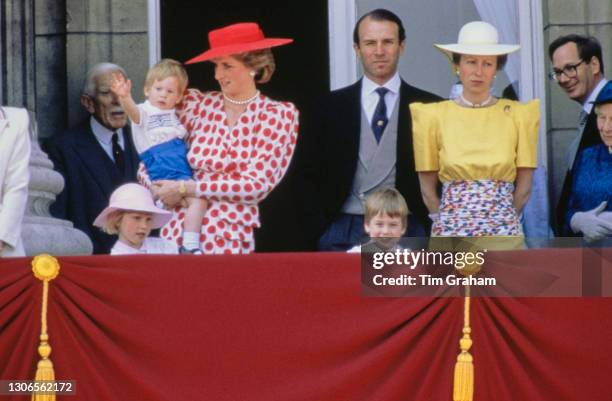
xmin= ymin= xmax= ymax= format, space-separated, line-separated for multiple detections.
xmin=0 ymin=0 xmax=149 ymax=139
xmin=66 ymin=0 xmax=149 ymax=128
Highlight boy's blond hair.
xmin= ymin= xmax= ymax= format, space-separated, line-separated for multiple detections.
xmin=100 ymin=210 xmax=125 ymax=235
xmin=364 ymin=187 xmax=409 ymax=227
xmin=144 ymin=58 xmax=189 ymax=94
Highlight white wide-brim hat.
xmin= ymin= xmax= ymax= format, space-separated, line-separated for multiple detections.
xmin=93 ymin=183 xmax=172 ymax=229
xmin=434 ymin=21 xmax=520 ymax=58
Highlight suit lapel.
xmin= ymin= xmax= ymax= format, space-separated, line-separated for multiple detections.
xmin=566 ymin=111 xmax=596 ymax=173
xmin=121 ymin=125 xmax=140 ymax=180
xmin=74 ymin=121 xmax=122 ymax=195
xmin=346 ymin=80 xmax=362 ymax=161
xmin=578 ymin=111 xmax=601 ymax=151
xmin=397 ymin=81 xmax=415 ymax=177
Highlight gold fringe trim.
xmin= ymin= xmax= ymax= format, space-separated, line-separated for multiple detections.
xmin=31 ymin=255 xmax=60 ymax=401
xmin=453 ymin=285 xmax=473 ymax=401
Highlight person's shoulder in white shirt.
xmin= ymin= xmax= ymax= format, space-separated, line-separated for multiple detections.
xmin=346 ymin=242 xmax=410 ymax=254
xmin=361 ymin=72 xmax=401 ymax=123
xmin=111 ymin=237 xmax=178 ymax=255
xmin=347 ymin=244 xmax=362 ymax=253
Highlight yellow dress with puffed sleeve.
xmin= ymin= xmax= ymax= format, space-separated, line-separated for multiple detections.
xmin=410 ymin=99 xmax=539 ymax=249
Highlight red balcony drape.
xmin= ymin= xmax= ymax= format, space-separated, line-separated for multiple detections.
xmin=1 ymin=250 xmax=611 ymax=400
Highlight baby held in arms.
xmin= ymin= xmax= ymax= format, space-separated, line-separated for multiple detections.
xmin=111 ymin=59 xmax=206 ymax=254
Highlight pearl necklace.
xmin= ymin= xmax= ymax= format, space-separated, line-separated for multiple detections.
xmin=459 ymin=94 xmax=493 ymax=108
xmin=223 ymin=90 xmax=260 ymax=105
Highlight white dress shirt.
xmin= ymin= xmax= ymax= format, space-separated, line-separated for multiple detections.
xmin=347 ymin=243 xmax=410 ymax=253
xmin=361 ymin=72 xmax=401 ymax=126
xmin=90 ymin=117 xmax=125 ymax=161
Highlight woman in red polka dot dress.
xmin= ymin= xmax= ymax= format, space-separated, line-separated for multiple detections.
xmin=142 ymin=22 xmax=298 ymax=254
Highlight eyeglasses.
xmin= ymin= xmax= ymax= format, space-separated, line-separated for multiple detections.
xmin=549 ymin=60 xmax=585 ymax=82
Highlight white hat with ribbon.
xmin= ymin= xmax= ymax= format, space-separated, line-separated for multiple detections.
xmin=434 ymin=21 xmax=520 ymax=58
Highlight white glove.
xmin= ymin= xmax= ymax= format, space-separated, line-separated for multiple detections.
xmin=597 ymin=211 xmax=612 ymax=229
xmin=598 ymin=211 xmax=612 ymax=221
xmin=570 ymin=201 xmax=612 ymax=242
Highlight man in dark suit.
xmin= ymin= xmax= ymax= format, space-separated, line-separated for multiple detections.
xmin=46 ymin=63 xmax=140 ymax=254
xmin=548 ymin=35 xmax=608 ymax=235
xmin=294 ymin=9 xmax=441 ymax=251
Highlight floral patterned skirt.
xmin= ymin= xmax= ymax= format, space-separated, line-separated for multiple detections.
xmin=432 ymin=180 xmax=522 ymax=237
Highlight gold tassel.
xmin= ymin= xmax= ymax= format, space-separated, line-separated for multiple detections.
xmin=31 ymin=255 xmax=60 ymax=401
xmin=453 ymin=285 xmax=473 ymax=401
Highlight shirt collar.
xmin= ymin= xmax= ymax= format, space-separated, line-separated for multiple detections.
xmin=362 ymin=72 xmax=401 ymax=96
xmin=583 ymin=78 xmax=608 ymax=114
xmin=90 ymin=116 xmax=122 ymax=145
xmin=143 ymin=100 xmax=164 ymax=113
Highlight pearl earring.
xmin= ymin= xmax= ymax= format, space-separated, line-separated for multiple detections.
xmin=249 ymin=71 xmax=256 ymax=77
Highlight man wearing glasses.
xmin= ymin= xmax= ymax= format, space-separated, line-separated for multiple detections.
xmin=549 ymin=34 xmax=608 ymax=237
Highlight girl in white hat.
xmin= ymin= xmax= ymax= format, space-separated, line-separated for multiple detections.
xmin=411 ymin=21 xmax=539 ymax=249
xmin=94 ymin=183 xmax=178 ymax=255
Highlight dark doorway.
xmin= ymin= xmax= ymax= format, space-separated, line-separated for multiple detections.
xmin=161 ymin=0 xmax=329 ymax=251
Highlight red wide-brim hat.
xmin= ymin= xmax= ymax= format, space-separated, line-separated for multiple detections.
xmin=185 ymin=22 xmax=293 ymax=65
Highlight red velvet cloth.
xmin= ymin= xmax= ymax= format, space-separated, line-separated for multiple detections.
xmin=1 ymin=250 xmax=611 ymax=400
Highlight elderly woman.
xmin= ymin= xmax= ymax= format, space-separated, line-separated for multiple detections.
xmin=410 ymin=21 xmax=539 ymax=248
xmin=564 ymin=81 xmax=612 ymax=241
xmin=0 ymin=107 xmax=31 ymax=257
xmin=146 ymin=22 xmax=298 ymax=254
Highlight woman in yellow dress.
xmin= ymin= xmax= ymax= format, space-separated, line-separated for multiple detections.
xmin=410 ymin=21 xmax=539 ymax=249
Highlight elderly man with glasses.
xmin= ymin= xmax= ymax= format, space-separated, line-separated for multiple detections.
xmin=548 ymin=34 xmax=608 ymax=237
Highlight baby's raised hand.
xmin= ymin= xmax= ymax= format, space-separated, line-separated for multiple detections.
xmin=110 ymin=72 xmax=132 ymax=98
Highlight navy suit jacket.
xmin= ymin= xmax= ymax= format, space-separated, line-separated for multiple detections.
xmin=294 ymin=79 xmax=442 ymax=247
xmin=45 ymin=119 xmax=140 ymax=254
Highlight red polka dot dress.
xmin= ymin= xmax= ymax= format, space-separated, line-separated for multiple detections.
xmin=157 ymin=89 xmax=298 ymax=254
